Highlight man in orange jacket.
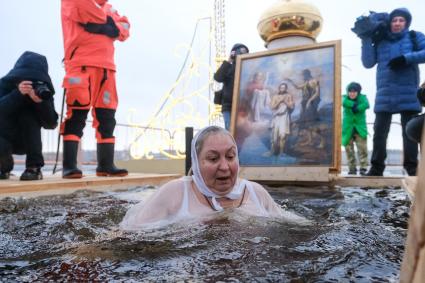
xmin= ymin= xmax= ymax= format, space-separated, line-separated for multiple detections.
xmin=61 ymin=0 xmax=130 ymax=178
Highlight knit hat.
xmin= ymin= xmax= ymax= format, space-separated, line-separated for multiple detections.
xmin=347 ymin=82 xmax=362 ymax=93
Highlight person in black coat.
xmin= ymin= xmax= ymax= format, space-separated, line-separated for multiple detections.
xmin=213 ymin=43 xmax=249 ymax=130
xmin=0 ymin=51 xmax=58 ymax=180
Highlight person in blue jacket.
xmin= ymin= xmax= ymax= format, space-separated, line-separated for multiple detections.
xmin=361 ymin=8 xmax=425 ymax=176
xmin=0 ymin=51 xmax=58 ymax=180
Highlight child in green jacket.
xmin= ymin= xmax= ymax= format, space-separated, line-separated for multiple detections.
xmin=342 ymin=82 xmax=370 ymax=175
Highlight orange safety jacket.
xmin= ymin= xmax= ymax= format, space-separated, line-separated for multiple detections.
xmin=61 ymin=0 xmax=130 ymax=71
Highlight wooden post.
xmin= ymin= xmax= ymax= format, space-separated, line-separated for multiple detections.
xmin=185 ymin=127 xmax=193 ymax=176
xmin=400 ymin=123 xmax=425 ymax=282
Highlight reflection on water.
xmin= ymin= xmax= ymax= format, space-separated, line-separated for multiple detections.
xmin=0 ymin=185 xmax=410 ymax=281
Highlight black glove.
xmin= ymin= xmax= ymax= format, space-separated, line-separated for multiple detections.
xmin=352 ymin=103 xmax=359 ymax=113
xmin=388 ymin=56 xmax=407 ymax=70
xmin=81 ymin=16 xmax=119 ymax=38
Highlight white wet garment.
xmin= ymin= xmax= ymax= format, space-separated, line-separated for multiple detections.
xmin=119 ymin=176 xmax=288 ymax=230
xmin=119 ymin=126 xmax=308 ymax=230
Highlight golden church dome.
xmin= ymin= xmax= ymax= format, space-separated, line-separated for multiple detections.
xmin=257 ymin=0 xmax=323 ymax=43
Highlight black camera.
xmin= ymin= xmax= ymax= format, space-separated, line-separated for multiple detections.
xmin=351 ymin=11 xmax=389 ymax=43
xmin=32 ymin=81 xmax=52 ymax=100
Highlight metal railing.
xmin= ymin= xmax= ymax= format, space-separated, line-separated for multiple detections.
xmin=41 ymin=120 xmax=193 ymax=162
xmin=40 ymin=120 xmax=409 ymax=165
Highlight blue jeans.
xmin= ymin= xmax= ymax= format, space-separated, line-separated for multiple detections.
xmin=222 ymin=111 xmax=231 ymax=130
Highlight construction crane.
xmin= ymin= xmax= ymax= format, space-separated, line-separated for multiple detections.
xmin=214 ymin=0 xmax=226 ymax=69
xmin=210 ymin=0 xmax=226 ymax=125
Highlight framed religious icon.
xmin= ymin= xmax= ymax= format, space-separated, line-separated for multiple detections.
xmin=230 ymin=40 xmax=341 ymax=180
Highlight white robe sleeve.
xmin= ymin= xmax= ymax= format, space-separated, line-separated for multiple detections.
xmin=120 ymin=179 xmax=185 ymax=230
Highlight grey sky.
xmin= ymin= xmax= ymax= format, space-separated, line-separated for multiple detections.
xmin=0 ymin=0 xmax=424 ymax=151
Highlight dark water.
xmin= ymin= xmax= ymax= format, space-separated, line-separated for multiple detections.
xmin=0 ymin=185 xmax=410 ymax=282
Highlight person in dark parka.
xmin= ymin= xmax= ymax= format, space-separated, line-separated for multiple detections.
xmin=361 ymin=8 xmax=425 ymax=176
xmin=214 ymin=43 xmax=249 ymax=130
xmin=0 ymin=51 xmax=58 ymax=180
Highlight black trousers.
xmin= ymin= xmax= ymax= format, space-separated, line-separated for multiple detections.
xmin=370 ymin=111 xmax=418 ymax=173
xmin=0 ymin=111 xmax=44 ymax=169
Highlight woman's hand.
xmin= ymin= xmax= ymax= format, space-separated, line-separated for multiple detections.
xmin=18 ymin=81 xmax=42 ymax=103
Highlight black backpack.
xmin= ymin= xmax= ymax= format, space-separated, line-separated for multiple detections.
xmin=410 ymin=30 xmax=419 ymax=51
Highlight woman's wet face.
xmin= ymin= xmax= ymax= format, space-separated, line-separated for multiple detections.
xmin=198 ymin=133 xmax=238 ymax=196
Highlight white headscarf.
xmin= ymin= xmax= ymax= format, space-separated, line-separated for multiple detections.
xmin=191 ymin=126 xmax=247 ymax=211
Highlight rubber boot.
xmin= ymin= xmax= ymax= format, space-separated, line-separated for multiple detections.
xmin=62 ymin=141 xmax=83 ymax=179
xmin=96 ymin=143 xmax=128 ymax=177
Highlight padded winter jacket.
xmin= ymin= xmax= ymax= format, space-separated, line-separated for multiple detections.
xmin=214 ymin=61 xmax=235 ymax=112
xmin=342 ymin=93 xmax=370 ymax=146
xmin=0 ymin=52 xmax=58 ymax=141
xmin=61 ymin=0 xmax=130 ymax=71
xmin=361 ymin=8 xmax=425 ymax=113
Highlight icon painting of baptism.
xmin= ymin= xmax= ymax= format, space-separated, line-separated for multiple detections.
xmin=231 ymin=41 xmax=341 ymax=169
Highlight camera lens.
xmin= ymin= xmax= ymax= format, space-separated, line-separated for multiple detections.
xmin=33 ymin=81 xmax=52 ymax=100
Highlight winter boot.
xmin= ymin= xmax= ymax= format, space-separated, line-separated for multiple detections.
xmin=0 ymin=154 xmax=13 ymax=180
xmin=365 ymin=167 xmax=383 ymax=177
xmin=62 ymin=141 xmax=83 ymax=179
xmin=96 ymin=143 xmax=128 ymax=177
xmin=20 ymin=167 xmax=43 ymax=181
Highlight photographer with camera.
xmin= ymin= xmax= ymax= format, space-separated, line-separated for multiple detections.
xmin=214 ymin=43 xmax=249 ymax=130
xmin=0 ymin=51 xmax=58 ymax=180
xmin=359 ymin=8 xmax=425 ymax=176
xmin=406 ymin=83 xmax=425 ymax=145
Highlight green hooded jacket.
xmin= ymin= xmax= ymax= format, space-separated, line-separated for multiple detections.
xmin=342 ymin=88 xmax=370 ymax=146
